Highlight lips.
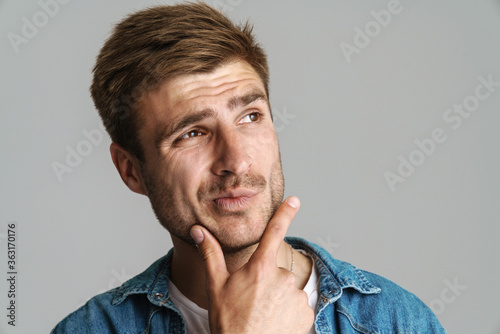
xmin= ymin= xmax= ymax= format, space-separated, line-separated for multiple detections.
xmin=212 ymin=188 xmax=258 ymax=212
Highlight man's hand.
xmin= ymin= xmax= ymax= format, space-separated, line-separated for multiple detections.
xmin=190 ymin=196 xmax=314 ymax=334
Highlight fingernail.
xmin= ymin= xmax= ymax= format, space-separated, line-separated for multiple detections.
xmin=190 ymin=227 xmax=204 ymax=245
xmin=287 ymin=196 xmax=300 ymax=208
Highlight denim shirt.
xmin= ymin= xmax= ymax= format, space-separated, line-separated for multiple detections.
xmin=51 ymin=237 xmax=445 ymax=333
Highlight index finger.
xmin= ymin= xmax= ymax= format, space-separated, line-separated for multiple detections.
xmin=251 ymin=196 xmax=300 ymax=263
xmin=190 ymin=225 xmax=230 ymax=292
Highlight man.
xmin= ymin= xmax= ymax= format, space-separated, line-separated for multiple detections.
xmin=52 ymin=3 xmax=445 ymax=333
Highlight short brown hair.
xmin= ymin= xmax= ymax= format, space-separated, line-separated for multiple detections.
xmin=90 ymin=2 xmax=269 ymax=161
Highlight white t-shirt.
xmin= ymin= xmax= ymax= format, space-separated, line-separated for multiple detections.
xmin=169 ymin=255 xmax=319 ymax=334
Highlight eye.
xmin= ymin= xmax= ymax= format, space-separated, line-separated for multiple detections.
xmin=239 ymin=112 xmax=262 ymax=124
xmin=179 ymin=129 xmax=204 ymax=141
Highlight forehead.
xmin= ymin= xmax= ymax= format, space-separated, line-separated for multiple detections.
xmin=145 ymin=60 xmax=266 ymax=114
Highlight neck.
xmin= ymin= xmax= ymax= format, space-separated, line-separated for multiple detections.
xmin=169 ymin=235 xmax=312 ymax=309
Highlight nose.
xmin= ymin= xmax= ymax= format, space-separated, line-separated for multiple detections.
xmin=211 ymin=128 xmax=252 ymax=177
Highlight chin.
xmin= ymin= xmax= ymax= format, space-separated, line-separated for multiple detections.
xmin=209 ymin=218 xmax=267 ymax=254
xmin=217 ymin=234 xmax=262 ymax=254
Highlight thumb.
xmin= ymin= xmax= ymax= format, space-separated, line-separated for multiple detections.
xmin=190 ymin=225 xmax=229 ymax=291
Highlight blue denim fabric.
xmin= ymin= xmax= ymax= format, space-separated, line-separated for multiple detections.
xmin=51 ymin=237 xmax=445 ymax=333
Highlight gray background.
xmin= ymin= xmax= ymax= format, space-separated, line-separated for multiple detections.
xmin=1 ymin=0 xmax=499 ymax=333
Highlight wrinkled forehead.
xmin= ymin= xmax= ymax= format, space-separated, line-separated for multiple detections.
xmin=141 ymin=61 xmax=267 ymax=118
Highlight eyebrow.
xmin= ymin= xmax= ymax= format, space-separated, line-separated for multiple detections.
xmin=154 ymin=90 xmax=268 ymax=148
xmin=227 ymin=91 xmax=267 ymax=111
xmin=155 ymin=109 xmax=216 ymax=148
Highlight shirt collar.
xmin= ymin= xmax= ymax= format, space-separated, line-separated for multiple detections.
xmin=285 ymin=236 xmax=381 ymax=302
xmin=111 ymin=248 xmax=173 ymax=307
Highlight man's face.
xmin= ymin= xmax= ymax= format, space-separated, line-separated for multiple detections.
xmin=136 ymin=60 xmax=284 ymax=253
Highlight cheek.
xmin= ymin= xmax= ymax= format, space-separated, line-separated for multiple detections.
xmin=165 ymin=149 xmax=210 ymax=197
xmin=253 ymin=129 xmax=279 ymax=164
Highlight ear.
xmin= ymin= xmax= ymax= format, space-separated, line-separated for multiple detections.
xmin=110 ymin=142 xmax=148 ymax=195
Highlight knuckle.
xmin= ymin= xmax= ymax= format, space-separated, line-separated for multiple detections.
xmin=200 ymin=245 xmax=216 ymax=262
xmin=299 ymin=290 xmax=310 ymax=304
xmin=277 ymin=269 xmax=296 ymax=286
xmin=297 ymin=292 xmax=315 ymax=323
xmin=305 ymin=307 xmax=315 ymax=325
xmin=249 ymin=260 xmax=271 ymax=278
xmin=267 ymin=221 xmax=286 ymax=239
xmin=286 ymin=272 xmax=296 ymax=286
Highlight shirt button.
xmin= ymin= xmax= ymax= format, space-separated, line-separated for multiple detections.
xmin=153 ymin=293 xmax=164 ymax=299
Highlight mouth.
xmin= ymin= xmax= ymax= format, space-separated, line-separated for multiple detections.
xmin=212 ymin=188 xmax=258 ymax=212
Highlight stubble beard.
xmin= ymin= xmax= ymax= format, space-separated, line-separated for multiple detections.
xmin=141 ymin=158 xmax=284 ymax=254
